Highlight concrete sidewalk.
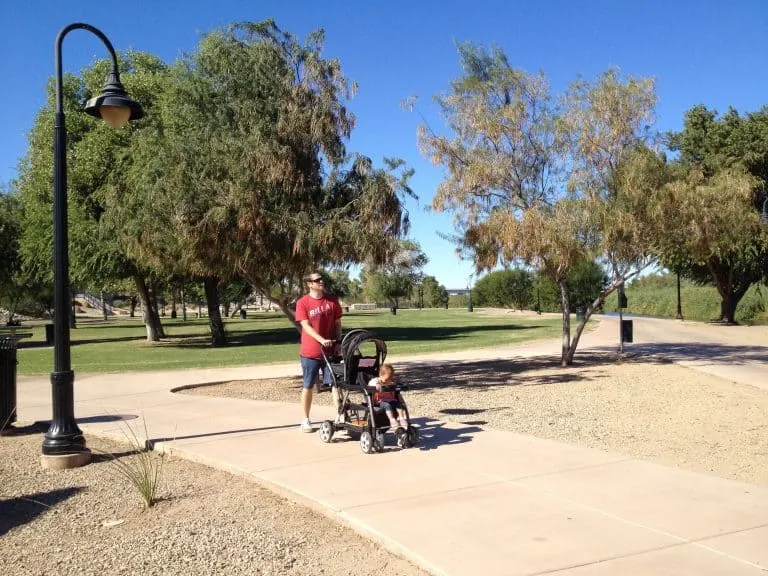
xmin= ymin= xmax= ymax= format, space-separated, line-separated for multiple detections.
xmin=16 ymin=316 xmax=768 ymax=575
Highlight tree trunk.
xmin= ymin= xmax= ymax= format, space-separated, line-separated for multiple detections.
xmin=276 ymin=299 xmax=301 ymax=333
xmin=171 ymin=288 xmax=177 ymax=319
xmin=148 ymin=280 xmax=166 ymax=338
xmin=558 ymin=280 xmax=571 ymax=367
xmin=129 ymin=296 xmax=137 ymax=318
xmin=717 ymin=290 xmax=745 ymax=324
xmin=181 ymin=285 xmax=187 ymax=322
xmin=711 ymin=274 xmax=747 ymax=325
xmin=134 ymin=275 xmax=162 ymax=342
xmin=203 ymin=277 xmax=227 ymax=347
xmin=708 ymin=262 xmax=750 ymax=325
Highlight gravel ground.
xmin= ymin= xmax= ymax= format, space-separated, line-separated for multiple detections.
xmin=182 ymin=353 xmax=768 ymax=486
xmin=0 ymin=428 xmax=427 ymax=576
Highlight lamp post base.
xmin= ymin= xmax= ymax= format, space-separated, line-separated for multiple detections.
xmin=41 ymin=450 xmax=91 ymax=470
xmin=42 ymin=370 xmax=87 ymax=456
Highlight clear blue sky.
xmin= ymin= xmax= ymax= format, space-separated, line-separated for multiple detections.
xmin=1 ymin=0 xmax=767 ymax=289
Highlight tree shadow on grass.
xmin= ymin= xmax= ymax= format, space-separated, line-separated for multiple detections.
xmin=19 ymin=334 xmax=149 ymax=349
xmin=164 ymin=323 xmax=548 ymax=350
xmin=0 ymin=487 xmax=84 ymax=537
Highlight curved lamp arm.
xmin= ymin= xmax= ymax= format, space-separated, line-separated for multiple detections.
xmin=55 ymin=23 xmax=143 ymax=126
xmin=55 ymin=23 xmax=119 ymax=114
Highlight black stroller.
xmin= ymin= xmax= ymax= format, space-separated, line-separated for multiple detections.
xmin=319 ymin=329 xmax=419 ymax=453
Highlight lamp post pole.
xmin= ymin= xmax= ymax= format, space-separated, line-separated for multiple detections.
xmin=42 ymin=23 xmax=143 ymax=467
xmin=467 ymin=274 xmax=474 ymax=313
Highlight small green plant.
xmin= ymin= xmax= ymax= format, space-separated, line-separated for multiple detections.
xmin=99 ymin=417 xmax=166 ymax=509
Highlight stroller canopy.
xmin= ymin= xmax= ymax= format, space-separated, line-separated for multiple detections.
xmin=339 ymin=329 xmax=387 ymax=386
xmin=340 ymin=329 xmax=387 ymax=365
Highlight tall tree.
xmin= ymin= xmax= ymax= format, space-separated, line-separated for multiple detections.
xmin=419 ymin=44 xmax=665 ymax=365
xmin=665 ymin=106 xmax=768 ymax=323
xmin=127 ymin=20 xmax=415 ymax=328
xmin=16 ymin=52 xmax=171 ymax=341
xmin=367 ymin=240 xmax=428 ymax=312
xmin=419 ymin=275 xmax=449 ymax=308
xmin=473 ymin=269 xmax=533 ymax=310
xmin=0 ymin=187 xmax=22 ymax=322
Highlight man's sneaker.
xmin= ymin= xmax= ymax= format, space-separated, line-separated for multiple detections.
xmin=300 ymin=419 xmax=313 ymax=433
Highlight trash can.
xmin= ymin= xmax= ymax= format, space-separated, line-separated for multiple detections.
xmin=575 ymin=307 xmax=585 ymax=322
xmin=621 ymin=319 xmax=633 ymax=343
xmin=239 ymin=309 xmax=247 ymax=319
xmin=45 ymin=323 xmax=54 ymax=345
xmin=0 ymin=336 xmax=19 ymax=431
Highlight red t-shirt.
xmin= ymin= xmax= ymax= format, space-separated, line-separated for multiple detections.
xmin=295 ymin=294 xmax=342 ymax=359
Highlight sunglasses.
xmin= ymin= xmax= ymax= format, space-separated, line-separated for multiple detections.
xmin=309 ymin=277 xmax=324 ymax=283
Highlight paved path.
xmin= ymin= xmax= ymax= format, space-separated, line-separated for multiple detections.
xmin=16 ymin=316 xmax=768 ymax=575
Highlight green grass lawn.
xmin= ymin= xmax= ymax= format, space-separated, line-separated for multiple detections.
xmin=16 ymin=309 xmax=563 ymax=375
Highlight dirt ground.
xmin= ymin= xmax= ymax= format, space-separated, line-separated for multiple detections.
xmin=181 ymin=353 xmax=768 ymax=486
xmin=0 ymin=429 xmax=428 ymax=576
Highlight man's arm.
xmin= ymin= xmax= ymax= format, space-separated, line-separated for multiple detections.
xmin=300 ymin=319 xmax=333 ymax=347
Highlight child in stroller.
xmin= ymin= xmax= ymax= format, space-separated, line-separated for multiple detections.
xmin=369 ymin=363 xmax=408 ymax=430
xmin=318 ymin=329 xmax=419 ymax=454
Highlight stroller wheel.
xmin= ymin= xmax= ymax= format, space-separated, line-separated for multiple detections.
xmin=319 ymin=420 xmax=334 ymax=443
xmin=395 ymin=427 xmax=409 ymax=448
xmin=374 ymin=430 xmax=386 ymax=452
xmin=407 ymin=426 xmax=419 ymax=447
xmin=360 ymin=431 xmax=375 ymax=454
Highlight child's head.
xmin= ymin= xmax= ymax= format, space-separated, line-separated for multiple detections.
xmin=379 ymin=363 xmax=394 ymax=381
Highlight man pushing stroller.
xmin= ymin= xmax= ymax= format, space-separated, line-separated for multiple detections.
xmin=294 ymin=271 xmax=342 ymax=433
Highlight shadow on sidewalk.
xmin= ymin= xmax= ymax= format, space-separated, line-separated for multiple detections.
xmin=412 ymin=418 xmax=483 ymax=451
xmin=590 ymin=341 xmax=768 ymax=366
xmin=326 ymin=418 xmax=483 ymax=452
xmin=0 ymin=487 xmax=84 ymax=537
xmin=33 ymin=414 xmax=139 ymax=428
xmin=149 ymin=423 xmax=298 ymax=446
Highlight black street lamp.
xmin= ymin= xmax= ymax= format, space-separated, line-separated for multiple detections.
xmin=42 ymin=23 xmax=143 ymax=467
xmin=467 ymin=275 xmax=474 ymax=313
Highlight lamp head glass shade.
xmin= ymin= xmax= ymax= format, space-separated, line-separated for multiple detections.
xmin=84 ymin=70 xmax=144 ymax=128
